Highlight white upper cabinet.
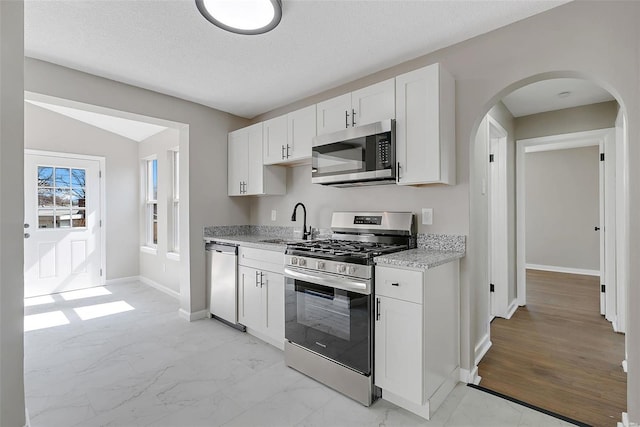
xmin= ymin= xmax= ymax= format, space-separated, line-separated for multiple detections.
xmin=228 ymin=123 xmax=285 ymax=196
xmin=351 ymin=78 xmax=396 ymax=128
xmin=287 ymin=104 xmax=316 ymax=162
xmin=395 ymin=63 xmax=455 ymax=186
xmin=263 ymin=115 xmax=288 ymax=165
xmin=263 ymin=105 xmax=316 ymax=165
xmin=316 ymin=79 xmax=395 ymax=136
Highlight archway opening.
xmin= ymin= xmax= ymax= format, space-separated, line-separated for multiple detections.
xmin=469 ymin=75 xmax=628 ymax=427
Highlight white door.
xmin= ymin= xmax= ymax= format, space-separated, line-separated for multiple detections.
xmin=24 ymin=153 xmax=102 ymax=297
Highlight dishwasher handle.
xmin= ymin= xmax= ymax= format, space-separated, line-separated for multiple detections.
xmin=205 ymin=243 xmax=238 ymax=254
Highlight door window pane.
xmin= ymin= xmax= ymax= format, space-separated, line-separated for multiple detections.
xmin=55 ymin=168 xmax=71 ymax=188
xmin=38 ymin=210 xmax=54 ymax=228
xmin=36 ymin=166 xmax=87 ymax=229
xmin=38 ymin=188 xmax=54 ymax=207
xmin=38 ymin=167 xmax=54 ymax=186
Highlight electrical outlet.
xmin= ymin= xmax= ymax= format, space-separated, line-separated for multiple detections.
xmin=271 ymin=210 xmax=277 ymax=221
xmin=421 ymin=208 xmax=433 ymax=225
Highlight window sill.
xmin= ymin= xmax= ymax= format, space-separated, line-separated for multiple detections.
xmin=140 ymin=246 xmax=158 ymax=256
xmin=166 ymin=252 xmax=180 ymax=262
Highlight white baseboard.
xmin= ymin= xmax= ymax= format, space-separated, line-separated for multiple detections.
xmin=505 ymin=299 xmax=519 ymax=319
xmin=105 ymin=275 xmax=140 ymax=286
xmin=459 ymin=366 xmax=481 ymax=385
xmin=526 ymin=263 xmax=599 ymax=277
xmin=474 ymin=333 xmax=492 ymax=366
xmin=179 ymin=308 xmax=208 ymax=322
xmin=618 ymin=412 xmax=639 ymax=427
xmin=138 ymin=276 xmax=180 ymax=300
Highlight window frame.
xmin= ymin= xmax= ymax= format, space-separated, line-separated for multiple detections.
xmin=169 ymin=149 xmax=180 ymax=255
xmin=144 ymin=157 xmax=158 ymax=248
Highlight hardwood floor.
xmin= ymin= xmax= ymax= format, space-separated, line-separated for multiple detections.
xmin=478 ymin=269 xmax=626 ymax=427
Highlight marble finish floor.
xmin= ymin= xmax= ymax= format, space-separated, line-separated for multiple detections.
xmin=25 ymin=281 xmax=575 ymax=427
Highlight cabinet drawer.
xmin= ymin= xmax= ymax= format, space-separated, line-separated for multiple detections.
xmin=238 ymin=246 xmax=284 ymax=273
xmin=376 ymin=266 xmax=423 ymax=303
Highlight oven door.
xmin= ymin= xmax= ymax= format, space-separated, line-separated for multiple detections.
xmin=284 ymin=268 xmax=372 ymax=375
xmin=311 ymin=120 xmax=394 ymax=185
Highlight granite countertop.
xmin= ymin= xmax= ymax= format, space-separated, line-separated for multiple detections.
xmin=374 ymin=248 xmax=465 ymax=270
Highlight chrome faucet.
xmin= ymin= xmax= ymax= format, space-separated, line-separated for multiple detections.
xmin=291 ymin=202 xmax=310 ymax=240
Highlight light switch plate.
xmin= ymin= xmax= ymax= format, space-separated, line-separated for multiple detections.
xmin=271 ymin=210 xmax=277 ymax=221
xmin=421 ymin=208 xmax=433 ymax=225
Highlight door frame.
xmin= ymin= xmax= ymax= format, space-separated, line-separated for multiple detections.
xmin=487 ymin=115 xmax=512 ymax=319
xmin=515 ymin=128 xmax=617 ymax=316
xmin=25 ymin=149 xmax=107 ymax=287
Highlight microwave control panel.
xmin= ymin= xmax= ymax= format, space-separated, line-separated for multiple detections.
xmin=377 ymin=137 xmax=392 ymax=168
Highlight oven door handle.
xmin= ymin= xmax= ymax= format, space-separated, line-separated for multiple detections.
xmin=284 ymin=267 xmax=371 ymax=295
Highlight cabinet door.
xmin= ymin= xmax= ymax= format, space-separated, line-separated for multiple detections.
xmin=395 ymin=64 xmax=442 ymax=185
xmin=351 ymin=78 xmax=395 ymax=127
xmin=374 ymin=295 xmax=423 ymax=405
xmin=238 ymin=266 xmax=262 ymax=330
xmin=263 ymin=271 xmax=284 ymax=345
xmin=287 ymin=105 xmax=316 ymax=162
xmin=316 ymin=93 xmax=351 ymax=135
xmin=263 ymin=115 xmax=288 ymax=165
xmin=245 ymin=123 xmax=264 ymax=195
xmin=228 ymin=128 xmax=248 ymax=196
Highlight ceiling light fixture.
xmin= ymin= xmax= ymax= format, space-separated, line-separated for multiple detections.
xmin=195 ymin=0 xmax=282 ymax=35
xmin=557 ymin=91 xmax=571 ymax=98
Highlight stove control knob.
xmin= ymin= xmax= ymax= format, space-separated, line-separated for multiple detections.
xmin=298 ymin=258 xmax=307 ymax=267
xmin=290 ymin=257 xmax=298 ymax=265
xmin=316 ymin=261 xmax=325 ymax=270
xmin=347 ymin=265 xmax=356 ymax=275
xmin=337 ymin=264 xmax=346 ymax=273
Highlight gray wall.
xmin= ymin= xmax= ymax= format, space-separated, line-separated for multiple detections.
xmin=516 ymin=101 xmax=618 ymax=140
xmin=139 ymin=128 xmax=181 ymax=293
xmin=24 ymin=101 xmax=140 ymax=281
xmin=0 ymin=1 xmax=25 ymax=425
xmin=525 ymin=147 xmax=600 ymax=271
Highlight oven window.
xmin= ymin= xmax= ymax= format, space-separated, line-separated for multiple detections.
xmin=298 ymin=285 xmax=351 ymax=341
xmin=285 ymin=277 xmax=371 ymax=374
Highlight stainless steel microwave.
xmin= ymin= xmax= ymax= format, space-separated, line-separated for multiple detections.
xmin=311 ymin=119 xmax=395 ymax=187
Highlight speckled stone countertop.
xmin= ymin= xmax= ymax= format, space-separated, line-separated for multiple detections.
xmin=203 ymin=225 xmax=330 ymax=252
xmin=375 ymin=249 xmax=464 ymax=270
xmin=375 ymin=233 xmax=466 ymax=270
xmin=204 ymin=234 xmax=294 ymax=252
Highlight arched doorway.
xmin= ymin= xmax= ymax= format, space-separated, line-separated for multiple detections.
xmin=468 ymin=74 xmax=628 ymax=426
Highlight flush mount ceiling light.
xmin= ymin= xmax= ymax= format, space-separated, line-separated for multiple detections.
xmin=195 ymin=0 xmax=282 ymax=35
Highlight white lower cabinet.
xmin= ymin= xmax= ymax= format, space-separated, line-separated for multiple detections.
xmin=374 ymin=261 xmax=460 ymax=419
xmin=237 ymin=247 xmax=285 ymax=349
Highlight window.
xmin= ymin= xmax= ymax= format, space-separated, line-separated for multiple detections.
xmin=37 ymin=166 xmax=86 ymax=229
xmin=170 ymin=150 xmax=179 ymax=253
xmin=145 ymin=158 xmax=158 ymax=247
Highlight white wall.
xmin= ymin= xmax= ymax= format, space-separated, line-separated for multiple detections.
xmin=139 ymin=128 xmax=181 ymax=294
xmin=0 ymin=1 xmax=26 ymax=425
xmin=525 ymin=147 xmax=600 ymax=271
xmin=24 ymin=101 xmax=140 ymax=281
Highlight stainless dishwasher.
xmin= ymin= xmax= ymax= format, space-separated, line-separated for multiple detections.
xmin=205 ymin=242 xmax=245 ymax=331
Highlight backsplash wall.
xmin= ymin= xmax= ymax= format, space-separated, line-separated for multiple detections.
xmin=249 ymin=164 xmax=469 ymax=235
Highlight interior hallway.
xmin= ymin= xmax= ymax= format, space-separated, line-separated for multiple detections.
xmin=478 ymin=270 xmax=626 ymax=427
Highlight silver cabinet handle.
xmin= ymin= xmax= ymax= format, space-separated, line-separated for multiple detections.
xmin=259 ymin=271 xmax=264 ymax=288
xmin=255 ymin=270 xmax=260 ymax=287
xmin=352 ymin=108 xmax=356 ymax=127
xmin=376 ymin=298 xmax=381 ymax=321
xmin=397 ymin=162 xmax=401 ymax=180
xmin=286 ymin=145 xmax=291 ymax=158
xmin=345 ymin=110 xmax=350 ymax=128
xmin=281 ymin=145 xmax=285 ymax=160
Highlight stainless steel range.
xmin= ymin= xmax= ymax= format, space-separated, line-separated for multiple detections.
xmin=284 ymin=211 xmax=416 ymax=406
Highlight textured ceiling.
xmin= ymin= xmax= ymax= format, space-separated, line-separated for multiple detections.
xmin=25 ymin=0 xmax=569 ymax=119
xmin=502 ymin=78 xmax=616 ymax=117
